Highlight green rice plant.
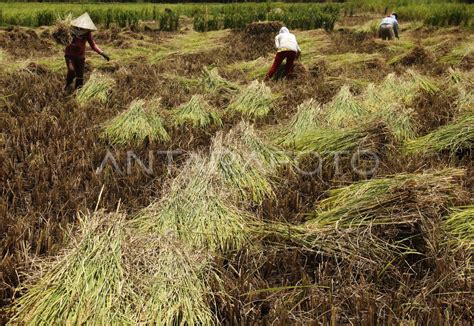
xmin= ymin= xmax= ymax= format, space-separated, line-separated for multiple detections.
xmin=292 ymin=125 xmax=373 ymax=160
xmin=324 ymin=85 xmax=369 ymax=128
xmin=276 ymin=98 xmax=324 ymax=147
xmin=134 ymin=153 xmax=252 ymax=252
xmin=405 ymin=114 xmax=474 ymax=157
xmin=102 ymin=99 xmax=169 ymax=146
xmin=126 ymin=234 xmax=217 ymax=325
xmin=210 ymin=131 xmax=275 ymax=204
xmin=443 ymin=206 xmax=474 ymax=251
xmin=170 ymin=95 xmax=222 ymax=128
xmin=201 ymin=66 xmax=239 ymax=93
xmin=310 ymin=168 xmax=465 ymax=228
xmin=76 ymin=72 xmax=115 ymax=106
xmin=10 ymin=211 xmax=133 ymax=325
xmin=227 ymin=80 xmax=276 ymax=118
xmin=407 ymin=69 xmax=440 ymax=95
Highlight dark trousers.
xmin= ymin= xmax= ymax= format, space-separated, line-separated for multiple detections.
xmin=266 ymin=50 xmax=297 ymax=80
xmin=65 ymin=55 xmax=85 ymax=89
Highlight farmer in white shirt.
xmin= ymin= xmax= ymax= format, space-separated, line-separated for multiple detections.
xmin=265 ymin=27 xmax=301 ymax=81
xmin=378 ymin=12 xmax=399 ymax=40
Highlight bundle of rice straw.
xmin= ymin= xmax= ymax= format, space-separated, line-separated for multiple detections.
xmin=210 ymin=122 xmax=289 ymax=203
xmin=310 ymin=168 xmax=465 ymax=228
xmin=378 ymin=103 xmax=417 ymax=142
xmin=102 ymin=98 xmax=170 ymax=145
xmin=210 ymin=133 xmax=275 ymax=204
xmin=170 ymin=95 xmax=222 ymax=128
xmin=261 ymin=221 xmax=402 ymax=266
xmin=325 ymin=85 xmax=369 ymax=128
xmin=52 ymin=14 xmax=72 ymax=45
xmin=227 ymin=80 xmax=275 ymax=118
xmin=443 ymin=206 xmax=474 ymax=251
xmin=407 ymin=69 xmax=440 ymax=95
xmin=236 ymin=121 xmax=290 ymax=170
xmin=201 ymin=66 xmax=239 ymax=93
xmin=448 ymin=68 xmax=473 ymax=114
xmin=276 ymin=98 xmax=324 ymax=147
xmin=10 ymin=211 xmax=133 ymax=324
xmin=126 ymin=233 xmax=217 ymax=325
xmin=404 ymin=114 xmax=474 ymax=157
xmin=76 ymin=72 xmax=115 ymax=105
xmin=134 ymin=153 xmax=252 ymax=252
xmin=361 ymin=75 xmax=420 ymax=142
xmin=291 ymin=125 xmax=374 ymax=160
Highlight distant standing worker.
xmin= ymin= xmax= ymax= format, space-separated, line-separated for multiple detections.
xmin=64 ymin=13 xmax=110 ymax=91
xmin=378 ymin=12 xmax=399 ymax=40
xmin=265 ymin=27 xmax=301 ymax=81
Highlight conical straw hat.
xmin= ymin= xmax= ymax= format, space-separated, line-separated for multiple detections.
xmin=71 ymin=13 xmax=97 ymax=31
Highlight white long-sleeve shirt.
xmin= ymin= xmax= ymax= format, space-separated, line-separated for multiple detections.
xmin=380 ymin=15 xmax=399 ymax=37
xmin=275 ymin=27 xmax=301 ymax=53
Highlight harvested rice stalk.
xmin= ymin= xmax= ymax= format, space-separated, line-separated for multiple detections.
xmin=405 ymin=114 xmax=474 ymax=157
xmin=52 ymin=14 xmax=72 ymax=45
xmin=292 ymin=125 xmax=374 ymax=160
xmin=276 ymin=98 xmax=324 ymax=147
xmin=76 ymin=72 xmax=115 ymax=105
xmin=134 ymin=154 xmax=252 ymax=252
xmin=236 ymin=121 xmax=290 ymax=170
xmin=227 ymin=80 xmax=275 ymax=118
xmin=325 ymin=85 xmax=369 ymax=128
xmin=201 ymin=66 xmax=239 ymax=93
xmin=170 ymin=95 xmax=222 ymax=128
xmin=211 ymin=133 xmax=275 ymax=203
xmin=443 ymin=206 xmax=474 ymax=251
xmin=310 ymin=168 xmax=465 ymax=228
xmin=10 ymin=211 xmax=133 ymax=325
xmin=377 ymin=104 xmax=417 ymax=142
xmin=407 ymin=69 xmax=440 ymax=95
xmin=126 ymin=234 xmax=217 ymax=325
xmin=102 ymin=99 xmax=169 ymax=145
xmin=261 ymin=222 xmax=403 ymax=266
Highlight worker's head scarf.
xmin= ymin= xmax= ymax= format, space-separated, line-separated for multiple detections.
xmin=391 ymin=12 xmax=398 ymax=20
xmin=279 ymin=27 xmax=290 ymax=34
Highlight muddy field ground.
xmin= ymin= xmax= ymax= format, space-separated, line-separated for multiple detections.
xmin=0 ymin=16 xmax=473 ymax=324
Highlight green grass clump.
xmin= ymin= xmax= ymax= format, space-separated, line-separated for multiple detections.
xmin=276 ymin=99 xmax=324 ymax=147
xmin=102 ymin=99 xmax=169 ymax=146
xmin=404 ymin=114 xmax=474 ymax=157
xmin=170 ymin=95 xmax=222 ymax=128
xmin=325 ymin=85 xmax=369 ymax=128
xmin=10 ymin=212 xmax=133 ymax=325
xmin=201 ymin=66 xmax=239 ymax=93
xmin=76 ymin=72 xmax=115 ymax=105
xmin=443 ymin=206 xmax=474 ymax=251
xmin=227 ymin=80 xmax=275 ymax=118
xmin=310 ymin=168 xmax=465 ymax=228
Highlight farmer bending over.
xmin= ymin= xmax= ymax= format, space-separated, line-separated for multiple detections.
xmin=64 ymin=13 xmax=110 ymax=91
xmin=265 ymin=27 xmax=301 ymax=81
xmin=378 ymin=12 xmax=399 ymax=40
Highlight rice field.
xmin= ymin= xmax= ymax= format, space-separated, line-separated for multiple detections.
xmin=0 ymin=2 xmax=473 ymax=324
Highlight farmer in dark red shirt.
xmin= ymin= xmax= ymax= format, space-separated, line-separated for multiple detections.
xmin=65 ymin=13 xmax=110 ymax=91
